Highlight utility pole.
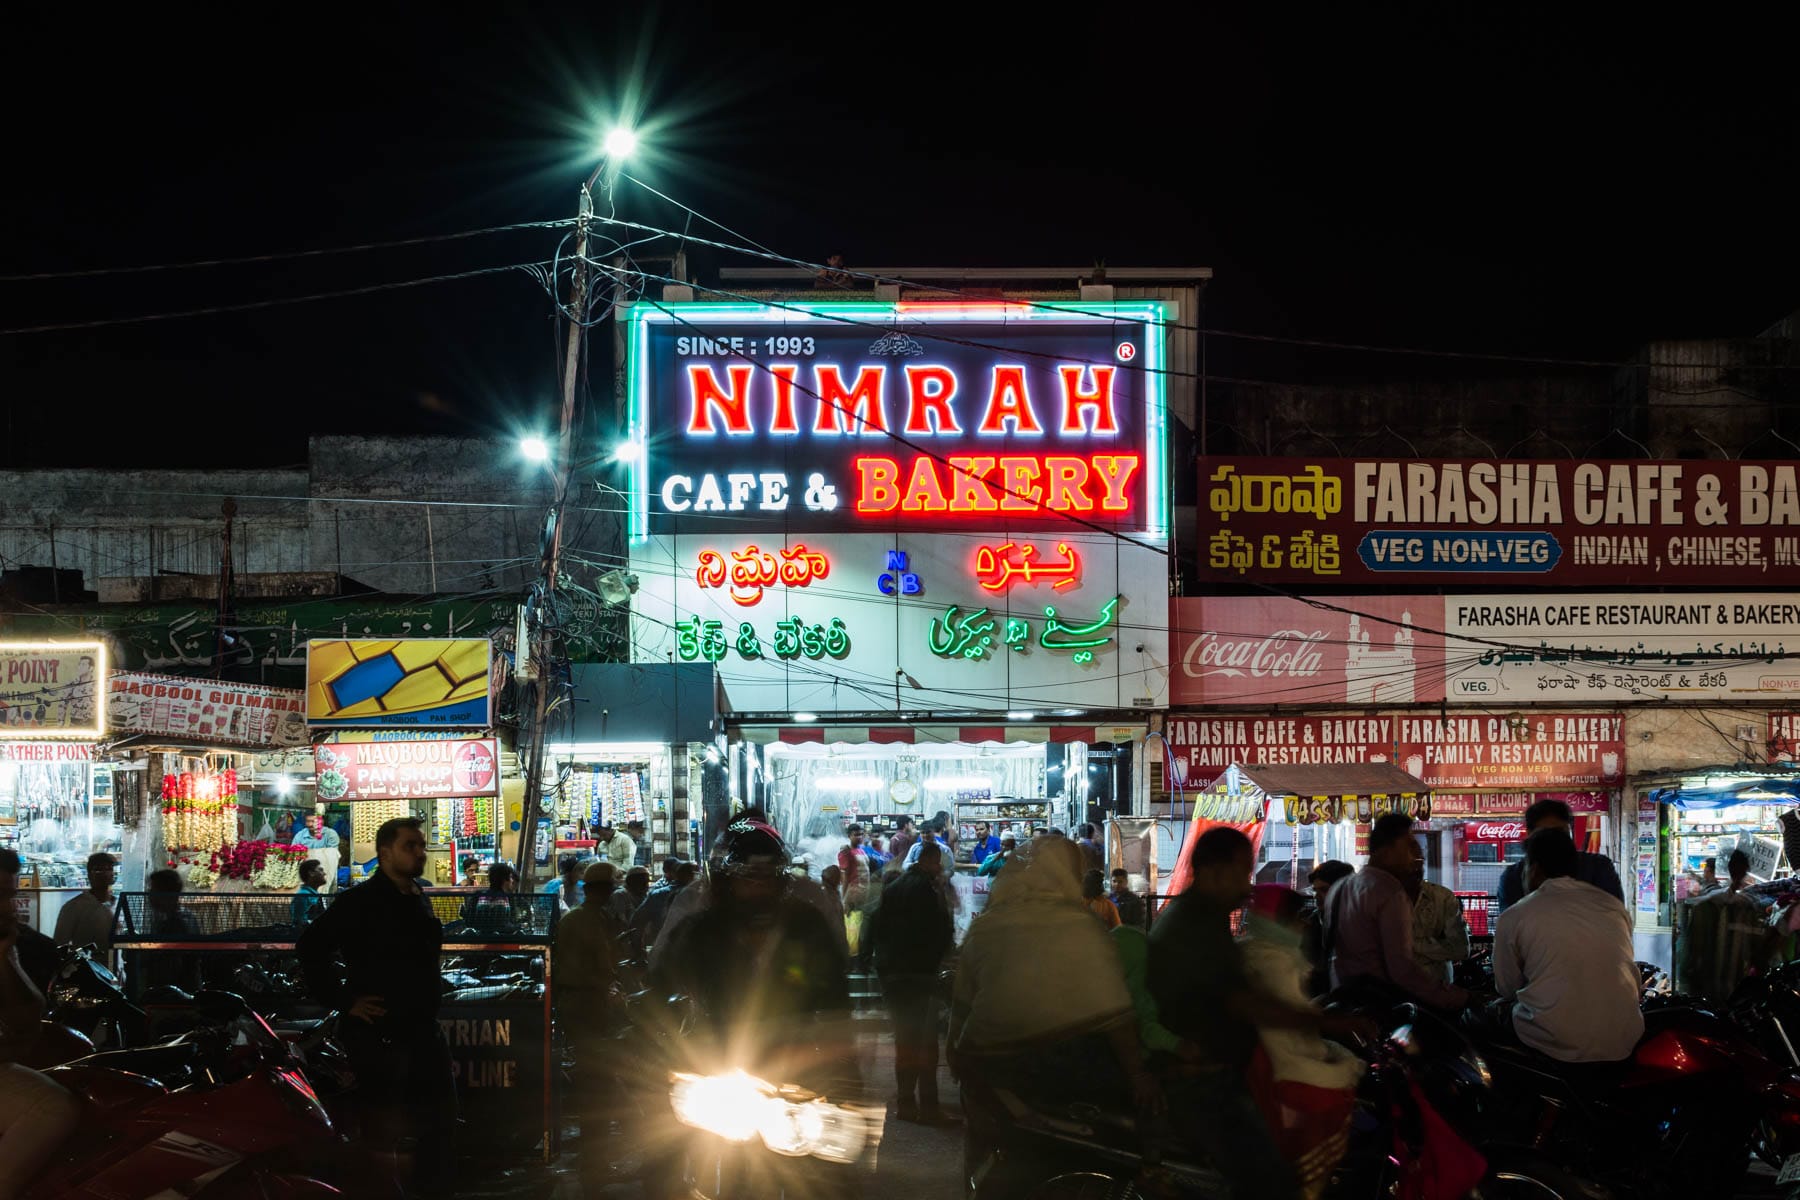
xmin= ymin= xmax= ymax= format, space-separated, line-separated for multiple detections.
xmin=516 ymin=158 xmax=611 ymax=886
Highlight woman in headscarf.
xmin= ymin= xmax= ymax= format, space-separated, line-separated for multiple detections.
xmin=950 ymin=835 xmax=1159 ymax=1111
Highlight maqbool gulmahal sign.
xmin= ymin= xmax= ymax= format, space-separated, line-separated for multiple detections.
xmin=0 ymin=643 xmax=106 ymax=738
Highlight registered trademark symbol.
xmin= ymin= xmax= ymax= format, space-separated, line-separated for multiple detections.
xmin=1116 ymin=343 xmax=1137 ymax=361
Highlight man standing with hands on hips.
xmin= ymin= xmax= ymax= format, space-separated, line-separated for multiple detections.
xmin=299 ymin=817 xmax=454 ymax=1197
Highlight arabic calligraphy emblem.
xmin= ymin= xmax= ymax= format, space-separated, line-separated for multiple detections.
xmin=974 ymin=542 xmax=1082 ymax=592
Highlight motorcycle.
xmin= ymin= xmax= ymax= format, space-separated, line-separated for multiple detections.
xmin=960 ymin=1000 xmax=1594 ymax=1200
xmin=28 ymin=990 xmax=340 ymax=1199
xmin=569 ymin=990 xmax=876 ymax=1199
xmin=1465 ymin=998 xmax=1775 ymax=1198
xmin=45 ymin=945 xmax=146 ymax=1048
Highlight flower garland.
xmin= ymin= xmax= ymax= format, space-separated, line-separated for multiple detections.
xmin=162 ymin=770 xmax=239 ymax=853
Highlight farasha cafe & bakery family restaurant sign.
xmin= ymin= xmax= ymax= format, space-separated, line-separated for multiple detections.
xmin=623 ymin=302 xmax=1173 ymax=716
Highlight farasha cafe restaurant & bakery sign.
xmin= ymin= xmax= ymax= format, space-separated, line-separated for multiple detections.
xmin=623 ymin=301 xmax=1172 ymax=717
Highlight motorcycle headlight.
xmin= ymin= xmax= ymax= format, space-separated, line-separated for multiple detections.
xmin=668 ymin=1071 xmax=871 ymax=1164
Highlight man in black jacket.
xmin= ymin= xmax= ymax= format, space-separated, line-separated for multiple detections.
xmin=862 ymin=840 xmax=955 ymax=1122
xmin=299 ymin=817 xmax=452 ymax=1197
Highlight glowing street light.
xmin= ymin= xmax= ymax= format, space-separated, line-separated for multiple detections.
xmin=520 ymin=435 xmax=551 ymax=463
xmin=603 ymin=127 xmax=638 ymax=160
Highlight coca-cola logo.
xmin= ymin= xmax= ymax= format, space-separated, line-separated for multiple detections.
xmin=1470 ymin=821 xmax=1525 ymax=841
xmin=453 ymin=741 xmax=498 ymax=793
xmin=1182 ymin=629 xmax=1328 ymax=679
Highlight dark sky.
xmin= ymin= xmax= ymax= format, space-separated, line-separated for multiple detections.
xmin=3 ymin=7 xmax=1794 ymax=467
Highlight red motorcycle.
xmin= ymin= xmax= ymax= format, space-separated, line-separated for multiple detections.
xmin=24 ymin=992 xmax=340 ymax=1200
xmin=1471 ymin=1000 xmax=1777 ymax=1198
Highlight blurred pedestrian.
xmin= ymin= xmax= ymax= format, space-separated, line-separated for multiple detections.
xmin=863 ymin=840 xmax=955 ymax=1123
xmin=1075 ymin=823 xmax=1105 ymax=874
xmin=1108 ymin=868 xmax=1145 ymax=928
xmin=887 ymin=816 xmax=918 ymax=865
xmin=544 ymin=853 xmax=585 ymax=915
xmin=977 ymin=835 xmax=1017 ymax=877
xmin=631 ymin=861 xmax=695 ymax=951
xmin=1082 ymin=868 xmax=1121 ymax=929
xmin=1409 ymin=873 xmax=1471 ymax=983
xmin=556 ymin=862 xmax=628 ymax=1198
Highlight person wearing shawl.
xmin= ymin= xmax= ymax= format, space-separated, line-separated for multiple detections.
xmin=950 ymin=836 xmax=1161 ymax=1114
xmin=1241 ymin=885 xmax=1364 ymax=1200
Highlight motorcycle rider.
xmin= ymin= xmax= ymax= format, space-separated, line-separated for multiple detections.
xmin=1324 ymin=814 xmax=1469 ymax=1010
xmin=1494 ymin=798 xmax=1623 ymax=913
xmin=1152 ymin=828 xmax=1373 ymax=1200
xmin=1489 ymin=828 xmax=1643 ymax=1063
xmin=654 ymin=814 xmax=854 ymax=1089
xmin=298 ymin=816 xmax=455 ymax=1198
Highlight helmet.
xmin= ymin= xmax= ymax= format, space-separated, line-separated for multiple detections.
xmin=721 ymin=816 xmax=789 ymax=878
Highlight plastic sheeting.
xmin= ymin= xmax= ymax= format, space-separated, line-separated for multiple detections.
xmin=761 ymin=741 xmax=1046 ymax=847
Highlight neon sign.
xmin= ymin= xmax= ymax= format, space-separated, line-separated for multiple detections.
xmin=876 ymin=550 xmax=924 ymax=596
xmin=926 ymin=595 xmax=1121 ymax=664
xmin=624 ymin=302 xmax=1170 ymax=540
xmin=675 ymin=616 xmax=851 ymax=663
xmin=974 ymin=542 xmax=1081 ymax=591
xmin=695 ymin=543 xmax=831 ymax=606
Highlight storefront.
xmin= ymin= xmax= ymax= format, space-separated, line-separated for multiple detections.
xmin=621 ymin=300 xmax=1176 ymax=870
xmin=0 ymin=642 xmax=115 ymax=932
xmin=545 ymin=663 xmax=723 ymax=874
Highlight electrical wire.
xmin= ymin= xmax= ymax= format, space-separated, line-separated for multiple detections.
xmin=0 ymin=260 xmax=557 ymax=336
xmin=0 ymin=218 xmax=578 ymax=282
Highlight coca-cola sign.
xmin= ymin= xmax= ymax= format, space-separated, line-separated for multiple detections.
xmin=1172 ymin=595 xmax=1443 ymax=706
xmin=1467 ymin=821 xmax=1526 ymax=842
xmin=1183 ymin=630 xmax=1327 ymax=681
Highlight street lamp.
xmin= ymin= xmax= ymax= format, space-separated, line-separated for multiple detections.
xmin=516 ymin=124 xmax=641 ymax=884
xmin=603 ymin=127 xmax=638 ymax=160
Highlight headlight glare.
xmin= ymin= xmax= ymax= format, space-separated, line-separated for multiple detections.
xmin=669 ymin=1071 xmax=870 ymax=1162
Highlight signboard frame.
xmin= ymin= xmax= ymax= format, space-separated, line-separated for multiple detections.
xmin=0 ymin=641 xmax=107 ymax=739
xmin=622 ymin=300 xmax=1172 ymax=542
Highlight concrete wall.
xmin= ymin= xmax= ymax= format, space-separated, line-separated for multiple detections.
xmin=0 ymin=437 xmax=586 ymax=598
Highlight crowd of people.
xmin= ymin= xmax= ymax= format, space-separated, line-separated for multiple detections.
xmin=8 ymin=789 xmax=1794 ymax=1200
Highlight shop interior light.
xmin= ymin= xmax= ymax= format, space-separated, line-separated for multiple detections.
xmin=817 ymin=775 xmax=883 ymax=792
xmin=274 ymin=776 xmax=294 ymax=797
xmin=793 ymin=712 xmax=819 ymax=723
xmin=927 ymin=775 xmax=996 ymax=790
xmin=1007 ymin=711 xmax=1035 ymax=720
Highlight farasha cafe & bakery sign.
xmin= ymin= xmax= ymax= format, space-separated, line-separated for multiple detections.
xmin=1199 ymin=457 xmax=1800 ymax=587
xmin=623 ymin=302 xmax=1174 ymax=715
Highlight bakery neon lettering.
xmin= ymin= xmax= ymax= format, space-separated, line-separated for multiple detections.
xmin=813 ymin=365 xmax=888 ymax=435
xmin=903 ymin=365 xmax=961 ymax=435
xmin=977 ymin=366 xmax=1043 ymax=435
xmin=1058 ymin=365 xmax=1118 ymax=435
xmin=852 ymin=453 xmax=1141 ymax=516
xmin=685 ymin=364 xmax=755 ymax=435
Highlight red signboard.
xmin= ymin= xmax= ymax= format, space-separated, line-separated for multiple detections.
xmin=1200 ymin=457 xmax=1800 ymax=586
xmin=1171 ymin=594 xmax=1445 ymax=707
xmin=313 ymin=738 xmax=501 ymax=802
xmin=1393 ymin=714 xmax=1625 ymax=791
xmin=1773 ymin=713 xmax=1800 ymax=763
xmin=1464 ymin=820 xmax=1526 ymax=843
xmin=1163 ymin=715 xmax=1393 ymax=791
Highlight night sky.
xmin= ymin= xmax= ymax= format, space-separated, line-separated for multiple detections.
xmin=3 ymin=8 xmax=1793 ymax=467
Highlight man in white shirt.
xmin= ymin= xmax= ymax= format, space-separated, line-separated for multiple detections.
xmin=53 ymin=852 xmax=119 ymax=958
xmin=597 ymin=822 xmax=636 ymax=871
xmin=1493 ymin=828 xmax=1643 ymax=1063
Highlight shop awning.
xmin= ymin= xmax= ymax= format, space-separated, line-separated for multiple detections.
xmin=1649 ymin=772 xmax=1800 ymax=810
xmin=1229 ymin=762 xmax=1430 ymax=800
